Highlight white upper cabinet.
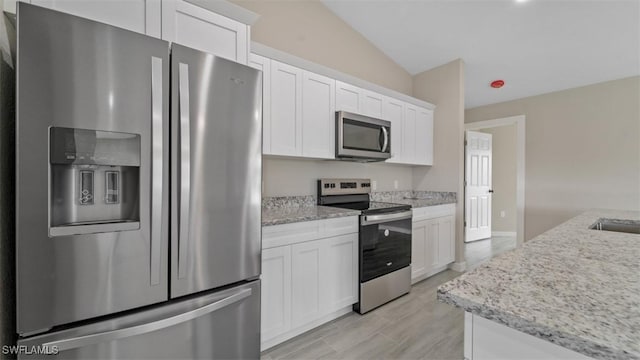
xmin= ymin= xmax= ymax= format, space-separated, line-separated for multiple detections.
xmin=19 ymin=0 xmax=161 ymax=37
xmin=361 ymin=90 xmax=384 ymax=118
xmin=162 ymin=0 xmax=248 ymax=63
xmin=270 ymin=60 xmax=303 ymax=156
xmin=248 ymin=54 xmax=271 ymax=154
xmin=416 ymin=107 xmax=434 ymax=166
xmin=302 ymin=72 xmax=336 ymax=159
xmin=335 ymin=81 xmax=362 ymax=114
xmin=403 ymin=104 xmax=418 ymax=164
xmin=263 ymin=59 xmax=336 ymax=159
xmin=335 ymin=81 xmax=383 ymax=118
xmin=385 ymin=100 xmax=433 ymax=166
xmin=382 ymin=97 xmax=404 ymax=163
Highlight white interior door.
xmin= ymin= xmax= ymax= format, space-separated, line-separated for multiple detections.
xmin=465 ymin=131 xmax=492 ymax=242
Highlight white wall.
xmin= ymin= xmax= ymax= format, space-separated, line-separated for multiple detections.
xmin=466 ymin=76 xmax=640 ymax=240
xmin=263 ymin=158 xmax=413 ymax=196
xmin=232 ymin=0 xmax=413 ymax=95
xmin=412 ymin=59 xmax=466 ymax=265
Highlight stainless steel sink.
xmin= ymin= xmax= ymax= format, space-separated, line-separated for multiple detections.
xmin=589 ymin=218 xmax=640 ymax=234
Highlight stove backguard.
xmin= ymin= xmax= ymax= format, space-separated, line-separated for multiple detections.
xmin=49 ymin=127 xmax=141 ymax=236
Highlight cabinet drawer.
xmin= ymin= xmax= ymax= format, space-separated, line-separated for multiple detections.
xmin=412 ymin=204 xmax=455 ymax=222
xmin=262 ymin=216 xmax=358 ymax=249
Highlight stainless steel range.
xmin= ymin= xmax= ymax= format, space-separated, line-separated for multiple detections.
xmin=317 ymin=179 xmax=412 ymax=314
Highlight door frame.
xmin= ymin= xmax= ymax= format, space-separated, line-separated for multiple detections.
xmin=464 ymin=115 xmax=525 ymax=247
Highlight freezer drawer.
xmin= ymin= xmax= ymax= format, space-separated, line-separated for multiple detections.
xmin=17 ymin=281 xmax=260 ymax=360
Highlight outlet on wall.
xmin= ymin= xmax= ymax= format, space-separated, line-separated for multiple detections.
xmin=500 ymin=210 xmax=506 ymax=218
xmin=393 ymin=180 xmax=399 ymax=189
xmin=371 ymin=180 xmax=377 ymax=191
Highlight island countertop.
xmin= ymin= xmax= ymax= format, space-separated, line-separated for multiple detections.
xmin=438 ymin=209 xmax=640 ymax=360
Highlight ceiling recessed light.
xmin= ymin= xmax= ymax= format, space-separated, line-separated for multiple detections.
xmin=515 ymin=0 xmax=529 ymax=3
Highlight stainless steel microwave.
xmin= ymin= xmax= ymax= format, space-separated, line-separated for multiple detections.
xmin=335 ymin=111 xmax=391 ymax=162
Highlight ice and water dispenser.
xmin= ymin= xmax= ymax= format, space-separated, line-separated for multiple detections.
xmin=49 ymin=127 xmax=141 ymax=236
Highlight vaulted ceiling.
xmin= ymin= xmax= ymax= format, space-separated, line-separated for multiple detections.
xmin=322 ymin=0 xmax=640 ymax=108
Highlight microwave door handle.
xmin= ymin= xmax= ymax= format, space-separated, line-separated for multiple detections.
xmin=381 ymin=126 xmax=389 ymax=152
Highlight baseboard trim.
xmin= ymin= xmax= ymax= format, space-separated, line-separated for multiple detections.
xmin=448 ymin=261 xmax=466 ymax=272
xmin=492 ymin=231 xmax=517 ymax=237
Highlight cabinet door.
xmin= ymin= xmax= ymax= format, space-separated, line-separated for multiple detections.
xmin=335 ymin=81 xmax=362 ymax=113
xmin=162 ymin=0 xmax=248 ymax=64
xmin=270 ymin=60 xmax=303 ymax=156
xmin=411 ymin=220 xmax=428 ymax=281
xmin=261 ymin=246 xmax=291 ymax=342
xmin=361 ymin=90 xmax=384 ymax=118
xmin=249 ymin=54 xmax=271 ymax=154
xmin=403 ymin=104 xmax=418 ymax=164
xmin=302 ymin=71 xmax=335 ymax=159
xmin=415 ymin=107 xmax=434 ymax=165
xmin=426 ymin=219 xmax=439 ymax=271
xmin=291 ymin=240 xmax=323 ymax=328
xmin=383 ymin=97 xmax=405 ymax=164
xmin=321 ymin=234 xmax=358 ymax=313
xmin=437 ymin=215 xmax=455 ymax=266
xmin=29 ymin=0 xmax=161 ymax=37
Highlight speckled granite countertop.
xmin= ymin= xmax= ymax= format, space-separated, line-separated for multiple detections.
xmin=262 ymin=192 xmax=457 ymax=226
xmin=370 ymin=191 xmax=457 ymax=208
xmin=438 ymin=209 xmax=640 ymax=360
xmin=262 ymin=196 xmax=360 ymax=226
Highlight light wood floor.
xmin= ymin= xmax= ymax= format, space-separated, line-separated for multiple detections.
xmin=464 ymin=235 xmax=517 ymax=270
xmin=261 ymin=236 xmax=517 ymax=360
xmin=261 ymin=270 xmax=464 ymax=360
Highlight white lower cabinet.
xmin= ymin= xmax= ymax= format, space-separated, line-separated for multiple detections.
xmin=261 ymin=246 xmax=291 ymax=342
xmin=411 ymin=204 xmax=456 ymax=284
xmin=290 ymin=240 xmax=322 ymax=328
xmin=465 ymin=312 xmax=592 ymax=360
xmin=261 ymin=217 xmax=358 ymax=351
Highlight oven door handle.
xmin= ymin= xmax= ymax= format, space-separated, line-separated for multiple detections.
xmin=361 ymin=210 xmax=412 ymax=226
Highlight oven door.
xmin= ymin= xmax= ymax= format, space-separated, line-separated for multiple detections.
xmin=336 ymin=111 xmax=391 ymax=160
xmin=359 ymin=210 xmax=412 ymax=282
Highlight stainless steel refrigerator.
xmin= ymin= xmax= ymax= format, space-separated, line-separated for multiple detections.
xmin=8 ymin=3 xmax=262 ymax=358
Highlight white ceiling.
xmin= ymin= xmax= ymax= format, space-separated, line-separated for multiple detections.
xmin=322 ymin=0 xmax=640 ymax=108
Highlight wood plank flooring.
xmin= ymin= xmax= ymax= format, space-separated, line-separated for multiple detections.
xmin=464 ymin=235 xmax=517 ymax=270
xmin=261 ymin=270 xmax=464 ymax=360
xmin=261 ymin=236 xmax=518 ymax=360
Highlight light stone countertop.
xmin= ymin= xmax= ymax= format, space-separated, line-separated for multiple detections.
xmin=437 ymin=209 xmax=640 ymax=360
xmin=261 ymin=191 xmax=457 ymax=227
xmin=262 ymin=205 xmax=361 ymax=227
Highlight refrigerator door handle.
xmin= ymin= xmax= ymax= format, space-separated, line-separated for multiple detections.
xmin=42 ymin=288 xmax=252 ymax=352
xmin=178 ymin=63 xmax=190 ymax=279
xmin=150 ymin=56 xmax=163 ymax=286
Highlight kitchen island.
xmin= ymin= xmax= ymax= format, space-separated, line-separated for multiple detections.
xmin=438 ymin=210 xmax=640 ymax=360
